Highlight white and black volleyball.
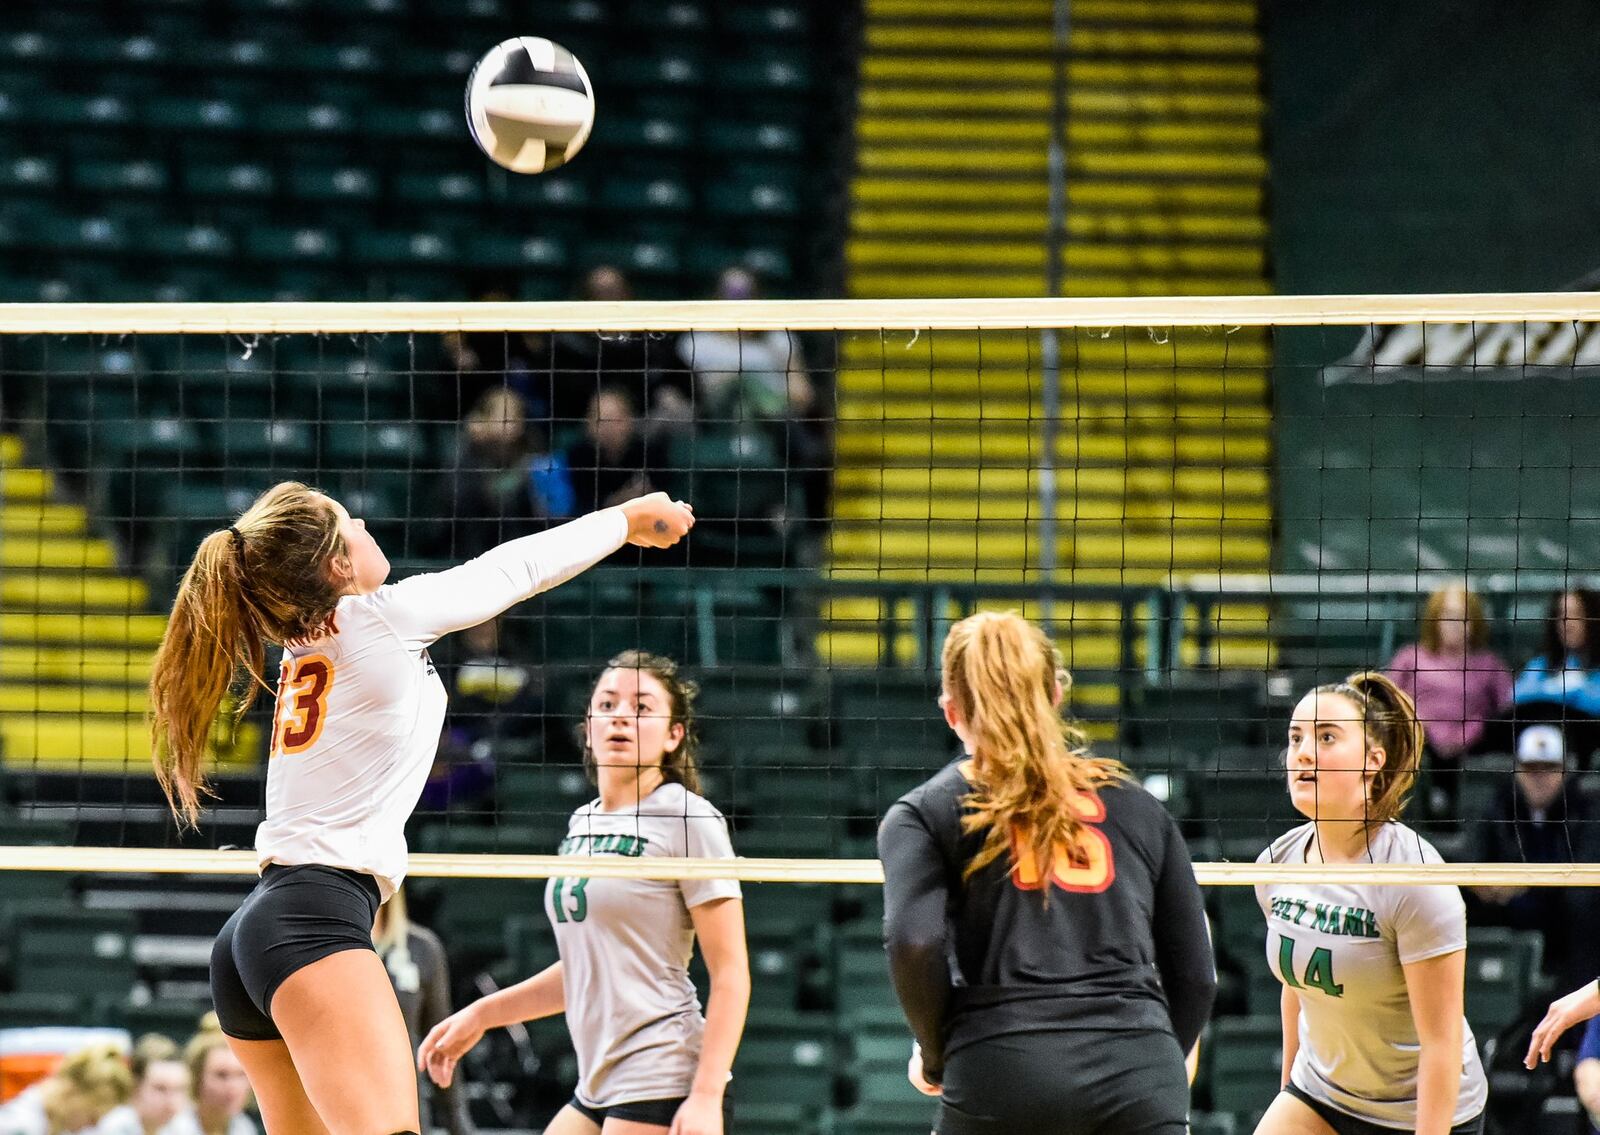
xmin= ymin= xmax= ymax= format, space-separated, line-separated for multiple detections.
xmin=465 ymin=37 xmax=595 ymax=174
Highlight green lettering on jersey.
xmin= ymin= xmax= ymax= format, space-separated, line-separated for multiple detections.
xmin=1276 ymin=935 xmax=1344 ymax=998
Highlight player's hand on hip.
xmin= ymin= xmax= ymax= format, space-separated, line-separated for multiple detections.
xmin=1526 ymin=979 xmax=1600 ymax=1067
xmin=619 ymin=491 xmax=695 ymax=548
xmin=908 ymin=1043 xmax=942 ymax=1097
xmin=417 ymin=1008 xmax=486 ymax=1088
xmin=667 ymin=1090 xmax=723 ymax=1135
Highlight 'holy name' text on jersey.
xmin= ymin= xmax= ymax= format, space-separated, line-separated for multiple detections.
xmin=1267 ymin=896 xmax=1380 ymax=939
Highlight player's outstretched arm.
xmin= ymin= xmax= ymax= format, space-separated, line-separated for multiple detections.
xmin=419 ymin=961 xmax=567 ymax=1088
xmin=379 ymin=493 xmax=694 ymax=645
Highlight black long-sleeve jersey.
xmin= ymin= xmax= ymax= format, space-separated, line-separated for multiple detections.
xmin=878 ymin=760 xmax=1216 ymax=1083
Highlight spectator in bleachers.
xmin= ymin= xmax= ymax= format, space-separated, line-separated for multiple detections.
xmin=373 ymin=888 xmax=476 ymax=1135
xmin=1515 ymin=589 xmax=1600 ymax=766
xmin=1386 ymin=583 xmax=1513 ymax=818
xmin=1467 ymin=724 xmax=1600 ymax=994
xmin=673 ymin=267 xmax=814 ymax=428
xmin=548 ymin=266 xmax=664 ymax=429
xmin=423 ymin=614 xmax=543 ymax=812
xmin=160 ymin=1031 xmax=254 ymax=1135
xmin=94 ymin=1036 xmax=188 ymax=1135
xmin=0 ymin=1042 xmax=131 ymax=1135
xmin=431 ymin=388 xmax=564 ymax=558
xmin=563 ymin=385 xmax=653 ymax=518
xmin=439 ymin=287 xmax=550 ymax=419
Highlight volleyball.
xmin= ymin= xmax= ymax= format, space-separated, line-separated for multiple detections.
xmin=464 ymin=36 xmax=595 ymax=174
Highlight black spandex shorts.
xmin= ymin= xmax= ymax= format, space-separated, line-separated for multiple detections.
xmin=936 ymin=1028 xmax=1189 ymax=1135
xmin=1283 ymin=1083 xmax=1485 ymax=1135
xmin=211 ymin=864 xmax=382 ymax=1041
xmin=567 ymin=1093 xmax=733 ymax=1129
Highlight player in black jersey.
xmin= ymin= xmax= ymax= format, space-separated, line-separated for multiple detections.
xmin=879 ymin=611 xmax=1215 ymax=1135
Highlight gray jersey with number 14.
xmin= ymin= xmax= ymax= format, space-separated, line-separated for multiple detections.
xmin=1256 ymin=821 xmax=1487 ymax=1129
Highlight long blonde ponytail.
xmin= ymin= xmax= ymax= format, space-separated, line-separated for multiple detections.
xmin=943 ymin=611 xmax=1126 ymax=893
xmin=149 ymin=482 xmax=346 ymax=826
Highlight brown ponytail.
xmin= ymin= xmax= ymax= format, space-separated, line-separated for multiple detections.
xmin=943 ymin=611 xmax=1126 ymax=893
xmin=1313 ymin=670 xmax=1424 ymax=824
xmin=149 ymin=482 xmax=346 ymax=827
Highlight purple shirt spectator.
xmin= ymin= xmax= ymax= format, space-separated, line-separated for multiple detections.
xmin=1386 ymin=643 xmax=1512 ymax=756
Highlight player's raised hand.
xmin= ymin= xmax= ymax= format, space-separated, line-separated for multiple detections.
xmin=619 ymin=491 xmax=695 ymax=549
xmin=418 ymin=1007 xmax=487 ymax=1088
xmin=1525 ymin=979 xmax=1600 ymax=1068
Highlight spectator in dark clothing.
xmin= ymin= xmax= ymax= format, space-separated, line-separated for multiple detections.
xmin=1469 ymin=724 xmax=1600 ymax=993
xmin=563 ymin=386 xmax=653 ymax=517
xmin=1514 ymin=589 xmax=1600 ymax=765
xmin=430 ymin=388 xmax=562 ymax=558
xmin=375 ymin=888 xmax=477 ymax=1135
xmin=439 ymin=288 xmax=552 ymax=418
xmin=546 ymin=266 xmax=667 ymax=428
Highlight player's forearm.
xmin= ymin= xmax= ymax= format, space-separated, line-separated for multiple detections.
xmin=469 ymin=961 xmax=565 ymax=1029
xmin=689 ymin=969 xmax=751 ymax=1098
xmin=1414 ymin=1040 xmax=1462 ymax=1135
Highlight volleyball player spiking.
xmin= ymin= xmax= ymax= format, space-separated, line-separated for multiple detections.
xmin=1254 ymin=672 xmax=1487 ymax=1135
xmin=878 ymin=612 xmax=1216 ymax=1135
xmin=150 ymin=483 xmax=693 ymax=1135
xmin=418 ymin=651 xmax=749 ymax=1135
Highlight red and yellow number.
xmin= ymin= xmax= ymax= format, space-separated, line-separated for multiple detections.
xmin=273 ymin=653 xmax=334 ymax=756
xmin=1010 ymin=792 xmax=1116 ymax=895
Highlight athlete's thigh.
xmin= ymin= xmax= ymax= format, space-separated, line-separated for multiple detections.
xmin=225 ymin=1037 xmax=331 ymax=1135
xmin=543 ymin=1105 xmax=603 ymax=1135
xmin=269 ymin=949 xmax=420 ymax=1135
xmin=1254 ymin=1091 xmax=1340 ymax=1135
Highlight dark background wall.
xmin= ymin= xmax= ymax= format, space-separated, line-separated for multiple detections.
xmin=1265 ymin=0 xmax=1600 ymax=586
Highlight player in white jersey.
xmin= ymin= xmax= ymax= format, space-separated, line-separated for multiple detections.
xmin=149 ymin=482 xmax=694 ymax=1135
xmin=417 ymin=651 xmax=749 ymax=1135
xmin=1255 ymin=672 xmax=1487 ymax=1135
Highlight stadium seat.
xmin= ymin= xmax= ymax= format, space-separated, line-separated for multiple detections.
xmin=0 ymin=992 xmax=85 ymax=1028
xmin=462 ymin=232 xmax=569 ymax=274
xmin=393 ymin=171 xmax=486 ymax=209
xmin=703 ymin=121 xmax=803 ymax=158
xmin=610 ymin=51 xmax=705 ymax=91
xmin=1464 ymin=927 xmax=1543 ymax=1037
xmin=99 ymin=997 xmax=210 ymax=1043
xmin=71 ymin=158 xmax=171 ymax=196
xmin=183 ymin=161 xmax=276 ymax=200
xmin=320 ymin=419 xmax=427 ymax=470
xmin=0 ymin=154 xmax=60 ymax=194
xmin=243 ymin=224 xmax=341 ymax=265
xmin=9 ymin=902 xmax=139 ymax=998
xmin=208 ymin=419 xmax=316 ymax=468
xmin=826 ymin=670 xmax=946 ymax=757
xmin=706 ymin=178 xmax=801 ymax=219
xmin=1209 ymin=1015 xmax=1281 ymax=1127
xmin=599 ymin=175 xmax=694 ymax=214
xmin=349 ymin=229 xmax=459 ymax=268
xmin=720 ymin=54 xmax=812 ymax=94
xmin=144 ymin=95 xmax=247 ymax=134
xmin=605 ymin=116 xmax=694 ymax=155
xmin=287 ymin=165 xmax=381 ymax=204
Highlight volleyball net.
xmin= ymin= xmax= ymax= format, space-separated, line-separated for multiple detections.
xmin=1 ymin=294 xmax=1600 ymax=891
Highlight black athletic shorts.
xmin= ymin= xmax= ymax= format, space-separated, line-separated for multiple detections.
xmin=936 ymin=1027 xmax=1189 ymax=1135
xmin=211 ymin=863 xmax=382 ymax=1041
xmin=1283 ymin=1084 xmax=1485 ymax=1135
xmin=567 ymin=1093 xmax=733 ymax=1129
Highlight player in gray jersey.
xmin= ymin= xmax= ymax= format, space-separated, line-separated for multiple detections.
xmin=420 ymin=652 xmax=749 ymax=1135
xmin=1255 ymin=672 xmax=1487 ymax=1135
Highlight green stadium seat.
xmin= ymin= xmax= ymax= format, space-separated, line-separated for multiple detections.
xmin=1209 ymin=1016 xmax=1281 ymax=1127
xmin=256 ymin=102 xmax=356 ymax=137
xmin=721 ymin=55 xmax=812 ymax=94
xmin=131 ymin=221 xmax=237 ymax=262
xmin=210 ymin=419 xmax=317 ymax=467
xmin=624 ymin=0 xmax=707 ymax=33
xmin=0 ymin=154 xmax=60 ymax=194
xmin=288 ymin=165 xmax=381 ymax=204
xmin=98 ymin=997 xmax=210 ymax=1043
xmin=582 ymin=238 xmax=683 ymax=280
xmin=704 ymin=121 xmax=803 ymax=158
xmin=828 ymin=670 xmax=946 ymax=757
xmin=184 ymin=161 xmax=276 ymax=199
xmin=599 ymin=175 xmax=693 ymax=214
xmin=320 ymin=420 xmax=427 ymax=470
xmin=145 ymin=95 xmax=247 ymax=134
xmin=721 ymin=3 xmax=808 ymax=37
xmin=359 ymin=104 xmax=458 ymax=144
xmin=30 ymin=212 xmax=130 ymax=256
xmin=393 ymin=171 xmax=485 ymax=208
xmin=610 ymin=52 xmax=705 ymax=92
xmin=350 ymin=229 xmax=459 ymax=268
xmin=9 ymin=902 xmax=138 ymax=998
xmin=1465 ymin=927 xmax=1542 ymax=1037
xmin=503 ymin=172 xmax=592 ymax=213
xmin=71 ymin=157 xmax=171 ymax=195
xmin=0 ymin=993 xmax=86 ymax=1028
xmin=707 ymin=178 xmax=800 ymax=219
xmin=694 ymin=670 xmax=817 ymax=751
xmin=463 ymin=232 xmax=569 ymax=274
xmin=606 ymin=116 xmax=694 ymax=154
xmin=243 ymin=224 xmax=341 ymax=264
xmin=735 ymin=1014 xmax=835 ymax=1107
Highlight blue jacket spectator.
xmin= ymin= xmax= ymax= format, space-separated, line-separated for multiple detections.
xmin=1514 ymin=589 xmax=1600 ymax=718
